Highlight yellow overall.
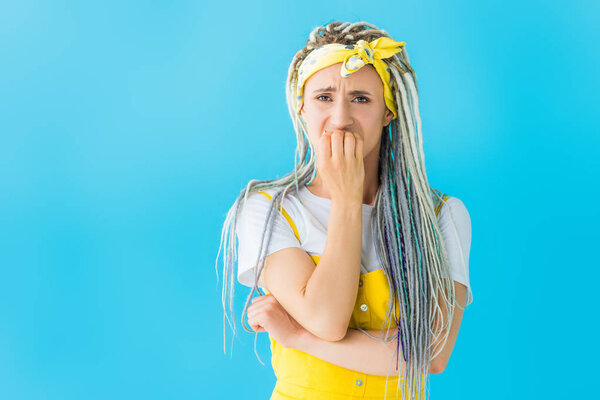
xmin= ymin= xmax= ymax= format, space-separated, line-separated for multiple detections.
xmin=257 ymin=191 xmax=448 ymax=399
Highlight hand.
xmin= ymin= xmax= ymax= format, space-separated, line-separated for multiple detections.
xmin=316 ymin=129 xmax=364 ymax=204
xmin=247 ymin=294 xmax=306 ymax=349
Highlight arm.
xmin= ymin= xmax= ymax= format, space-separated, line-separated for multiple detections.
xmin=257 ymin=130 xmax=365 ymax=341
xmin=260 ymin=199 xmax=363 ymax=341
xmin=292 ymin=281 xmax=468 ymax=376
xmin=295 ymin=327 xmax=404 ymax=376
xmin=429 ymin=281 xmax=468 ymax=373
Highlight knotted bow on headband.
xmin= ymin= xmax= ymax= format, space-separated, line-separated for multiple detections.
xmin=295 ymin=36 xmax=406 ymax=119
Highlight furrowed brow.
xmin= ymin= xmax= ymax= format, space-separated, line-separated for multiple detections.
xmin=312 ymin=86 xmax=373 ymax=96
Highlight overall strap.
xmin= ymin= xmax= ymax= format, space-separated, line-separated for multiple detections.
xmin=431 ymin=187 xmax=451 ymax=216
xmin=434 ymin=194 xmax=451 ymax=216
xmin=257 ymin=191 xmax=301 ymax=245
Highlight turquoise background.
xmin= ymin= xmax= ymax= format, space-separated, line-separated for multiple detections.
xmin=1 ymin=0 xmax=598 ymax=398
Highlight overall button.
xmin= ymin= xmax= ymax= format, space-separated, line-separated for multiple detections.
xmin=358 ymin=279 xmax=363 ymax=287
xmin=355 ymin=379 xmax=363 ymax=386
xmin=360 ymin=304 xmax=368 ymax=312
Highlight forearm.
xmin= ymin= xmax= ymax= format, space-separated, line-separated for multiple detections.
xmin=294 ymin=327 xmax=405 ymax=377
xmin=302 ymin=200 xmax=363 ymax=339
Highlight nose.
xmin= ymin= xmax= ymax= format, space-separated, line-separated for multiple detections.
xmin=326 ymin=96 xmax=354 ymax=132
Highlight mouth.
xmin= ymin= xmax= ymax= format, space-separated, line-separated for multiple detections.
xmin=322 ymin=129 xmax=358 ymax=136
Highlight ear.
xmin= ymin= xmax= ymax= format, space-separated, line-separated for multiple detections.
xmin=383 ymin=107 xmax=395 ymax=127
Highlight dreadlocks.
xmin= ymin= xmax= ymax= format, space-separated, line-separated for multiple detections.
xmin=215 ymin=20 xmax=461 ymax=400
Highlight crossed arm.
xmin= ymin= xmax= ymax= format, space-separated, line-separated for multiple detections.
xmin=262 ymin=281 xmax=468 ymax=376
xmin=294 ymin=327 xmax=405 ymax=376
xmin=248 ymin=281 xmax=467 ymax=376
xmin=246 ymin=198 xmax=468 ymax=376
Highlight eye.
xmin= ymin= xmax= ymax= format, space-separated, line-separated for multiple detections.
xmin=353 ymin=96 xmax=370 ymax=103
xmin=315 ymin=95 xmax=370 ymax=103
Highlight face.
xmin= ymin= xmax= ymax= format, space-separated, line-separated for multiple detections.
xmin=299 ymin=62 xmax=394 ymax=159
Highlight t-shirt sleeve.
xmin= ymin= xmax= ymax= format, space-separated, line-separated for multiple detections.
xmin=235 ymin=192 xmax=303 ymax=288
xmin=437 ymin=197 xmax=473 ymax=306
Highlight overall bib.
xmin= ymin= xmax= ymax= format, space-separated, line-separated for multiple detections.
xmin=257 ymin=191 xmax=448 ymax=400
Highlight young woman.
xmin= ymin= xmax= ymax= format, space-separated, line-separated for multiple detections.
xmin=217 ymin=21 xmax=473 ymax=400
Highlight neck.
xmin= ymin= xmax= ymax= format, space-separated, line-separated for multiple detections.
xmin=306 ymin=145 xmax=380 ymax=206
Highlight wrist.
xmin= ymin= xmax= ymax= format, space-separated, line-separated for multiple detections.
xmin=293 ymin=328 xmax=315 ymax=351
xmin=330 ymin=197 xmax=363 ymax=212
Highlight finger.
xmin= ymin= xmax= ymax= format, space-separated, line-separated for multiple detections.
xmin=249 ymin=320 xmax=264 ymax=332
xmin=354 ymin=134 xmax=363 ymax=159
xmin=251 ymin=294 xmax=270 ymax=304
xmin=247 ymin=301 xmax=271 ymax=318
xmin=344 ymin=132 xmax=356 ymax=160
xmin=248 ymin=313 xmax=264 ymax=330
xmin=330 ymin=130 xmax=344 ymax=160
xmin=248 ymin=311 xmax=271 ymax=333
xmin=318 ymin=131 xmax=332 ymax=160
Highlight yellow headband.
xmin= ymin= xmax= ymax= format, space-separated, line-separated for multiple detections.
xmin=295 ymin=36 xmax=406 ymax=119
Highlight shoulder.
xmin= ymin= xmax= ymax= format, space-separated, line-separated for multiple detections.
xmin=239 ymin=187 xmax=301 ymax=218
xmin=239 ymin=188 xmax=276 ymax=212
xmin=236 ymin=186 xmax=305 ymax=242
xmin=435 ymin=196 xmax=472 ymax=247
xmin=236 ymin=188 xmax=279 ymax=230
xmin=436 ymin=196 xmax=472 ymax=261
xmin=437 ymin=196 xmax=471 ymax=227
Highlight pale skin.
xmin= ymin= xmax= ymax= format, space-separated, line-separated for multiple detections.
xmin=246 ymin=62 xmax=467 ymax=375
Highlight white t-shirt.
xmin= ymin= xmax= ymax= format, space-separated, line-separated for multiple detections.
xmin=235 ymin=185 xmax=473 ymax=306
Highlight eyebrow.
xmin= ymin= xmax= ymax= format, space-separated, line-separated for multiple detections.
xmin=312 ymin=86 xmax=373 ymax=96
